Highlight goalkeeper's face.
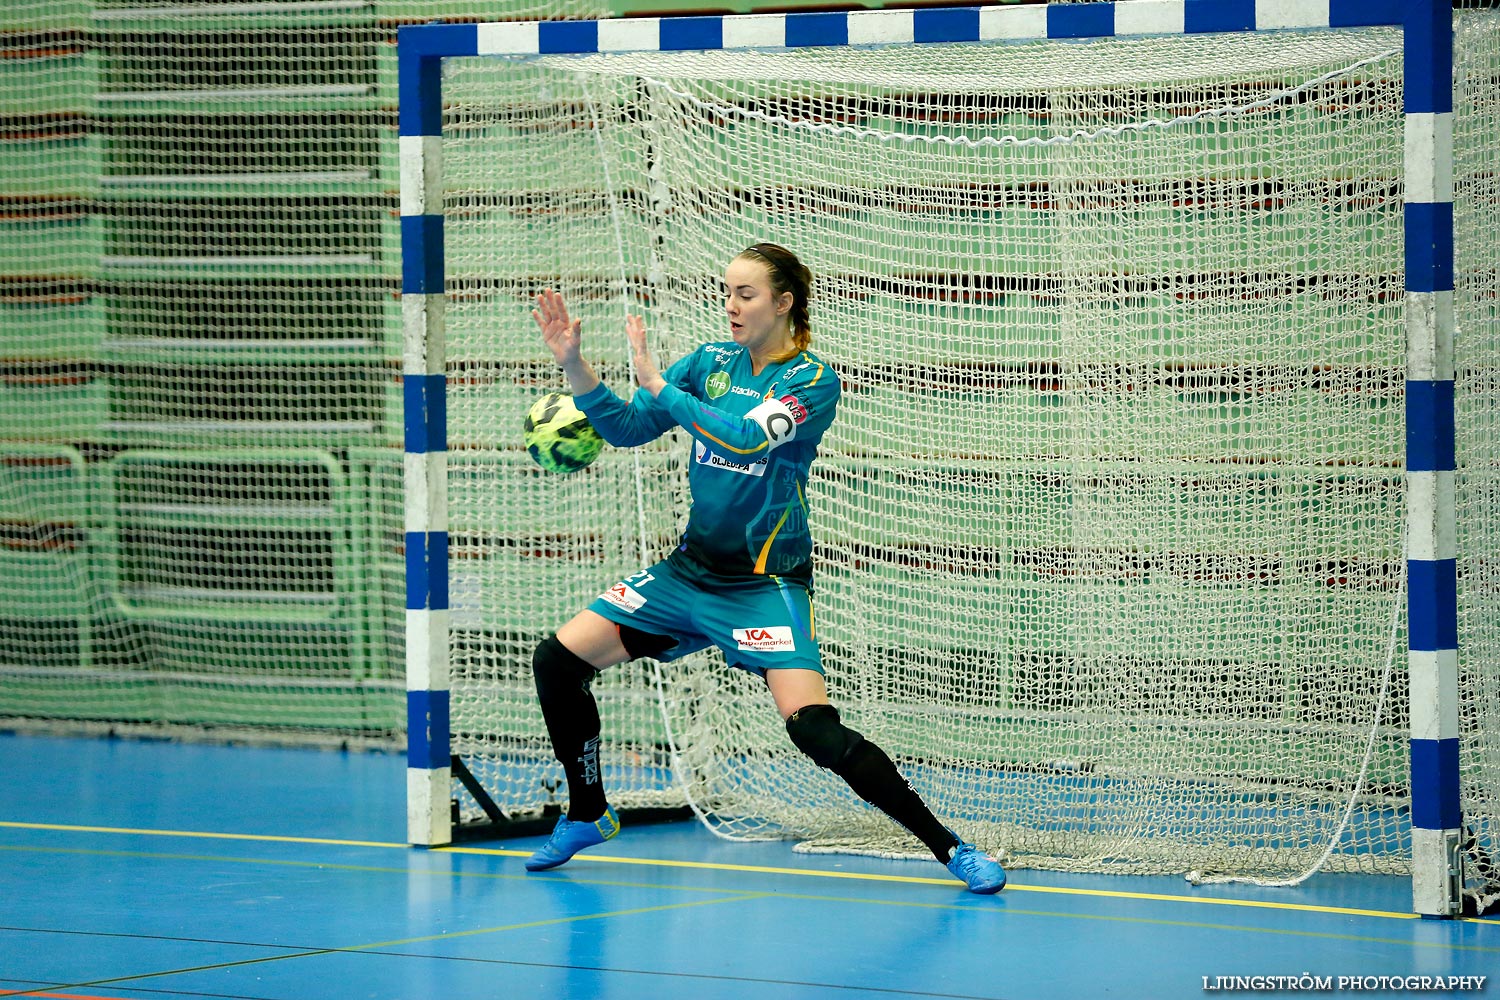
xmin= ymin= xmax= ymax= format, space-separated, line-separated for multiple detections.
xmin=723 ymin=257 xmax=794 ymax=354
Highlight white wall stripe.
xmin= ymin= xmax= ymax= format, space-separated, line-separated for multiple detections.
xmin=99 ymin=85 xmax=371 ymax=101
xmin=1405 ymin=112 xmax=1455 ymax=205
xmin=1114 ymin=0 xmax=1186 ymax=38
xmin=1406 ymin=290 xmax=1456 ymax=381
xmin=104 ymin=171 xmax=371 ymax=187
xmin=105 ymin=254 xmax=372 ymax=266
xmin=97 ymin=0 xmax=365 ymax=17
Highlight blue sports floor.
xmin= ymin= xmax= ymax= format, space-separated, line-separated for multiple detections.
xmin=0 ymin=732 xmax=1494 ymax=1000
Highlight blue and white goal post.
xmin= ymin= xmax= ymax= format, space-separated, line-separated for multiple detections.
xmin=398 ymin=0 xmax=1460 ymax=915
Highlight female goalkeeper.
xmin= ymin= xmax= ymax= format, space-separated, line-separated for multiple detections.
xmin=526 ymin=242 xmax=1005 ymax=894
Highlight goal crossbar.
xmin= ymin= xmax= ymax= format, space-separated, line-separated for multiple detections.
xmin=397 ymin=0 xmax=1460 ymax=916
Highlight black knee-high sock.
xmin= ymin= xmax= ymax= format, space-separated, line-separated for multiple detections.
xmin=834 ymin=741 xmax=961 ymax=863
xmin=532 ymin=636 xmax=607 ymax=822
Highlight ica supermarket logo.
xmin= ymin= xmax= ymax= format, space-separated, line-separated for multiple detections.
xmin=733 ymin=626 xmax=795 ymax=651
xmin=705 ymin=371 xmax=730 ymax=399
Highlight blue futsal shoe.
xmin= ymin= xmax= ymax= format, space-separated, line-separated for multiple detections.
xmin=525 ymin=805 xmax=621 ymax=872
xmin=946 ymin=842 xmax=1007 ymax=894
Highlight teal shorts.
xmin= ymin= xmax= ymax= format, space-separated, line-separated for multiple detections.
xmin=587 ymin=554 xmax=823 ymax=676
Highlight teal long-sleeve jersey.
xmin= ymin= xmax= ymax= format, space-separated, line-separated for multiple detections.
xmin=574 ymin=342 xmax=842 ymax=581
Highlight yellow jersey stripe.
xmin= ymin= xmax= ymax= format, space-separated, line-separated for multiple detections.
xmin=693 ymin=421 xmax=768 ymax=456
xmin=752 ymin=507 xmax=792 ymax=574
xmin=798 ymin=352 xmax=825 ymax=388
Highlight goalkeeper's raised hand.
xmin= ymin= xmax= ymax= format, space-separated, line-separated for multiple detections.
xmin=533 ymin=288 xmax=599 ymax=396
xmin=626 ymin=313 xmax=666 ymax=397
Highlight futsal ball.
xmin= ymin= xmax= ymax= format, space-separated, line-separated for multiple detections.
xmin=522 ymin=391 xmax=604 ymax=474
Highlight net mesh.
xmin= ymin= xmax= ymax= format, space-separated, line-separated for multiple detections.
xmin=442 ymin=28 xmax=1425 ymax=878
xmin=0 ymin=0 xmax=606 ymax=742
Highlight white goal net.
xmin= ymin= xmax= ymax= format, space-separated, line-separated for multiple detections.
xmin=436 ymin=20 xmax=1496 ymax=882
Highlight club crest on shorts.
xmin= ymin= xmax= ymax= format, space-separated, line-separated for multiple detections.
xmin=733 ymin=626 xmax=795 ymax=651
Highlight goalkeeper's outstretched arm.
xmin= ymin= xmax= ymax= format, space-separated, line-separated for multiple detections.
xmin=624 ymin=309 xmax=816 ymax=461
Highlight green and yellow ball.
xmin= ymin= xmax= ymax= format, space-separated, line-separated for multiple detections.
xmin=522 ymin=391 xmax=604 ymax=474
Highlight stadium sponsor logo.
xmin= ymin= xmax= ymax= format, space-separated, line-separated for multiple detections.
xmin=729 ymin=384 xmax=763 ymax=399
xmin=600 ymin=582 xmax=646 ymax=612
xmin=705 ymin=372 xmax=730 ymax=398
xmin=694 ymin=440 xmax=768 ymax=476
xmin=733 ymin=626 xmax=795 ymax=652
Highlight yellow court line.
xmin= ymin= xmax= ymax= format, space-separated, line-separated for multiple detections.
xmin=0 ymin=821 xmax=403 ymax=851
xmin=440 ymin=845 xmax=1434 ymax=921
xmin=6 ymin=819 xmax=1497 ymax=925
xmin=8 ymin=843 xmax=1498 ymax=959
